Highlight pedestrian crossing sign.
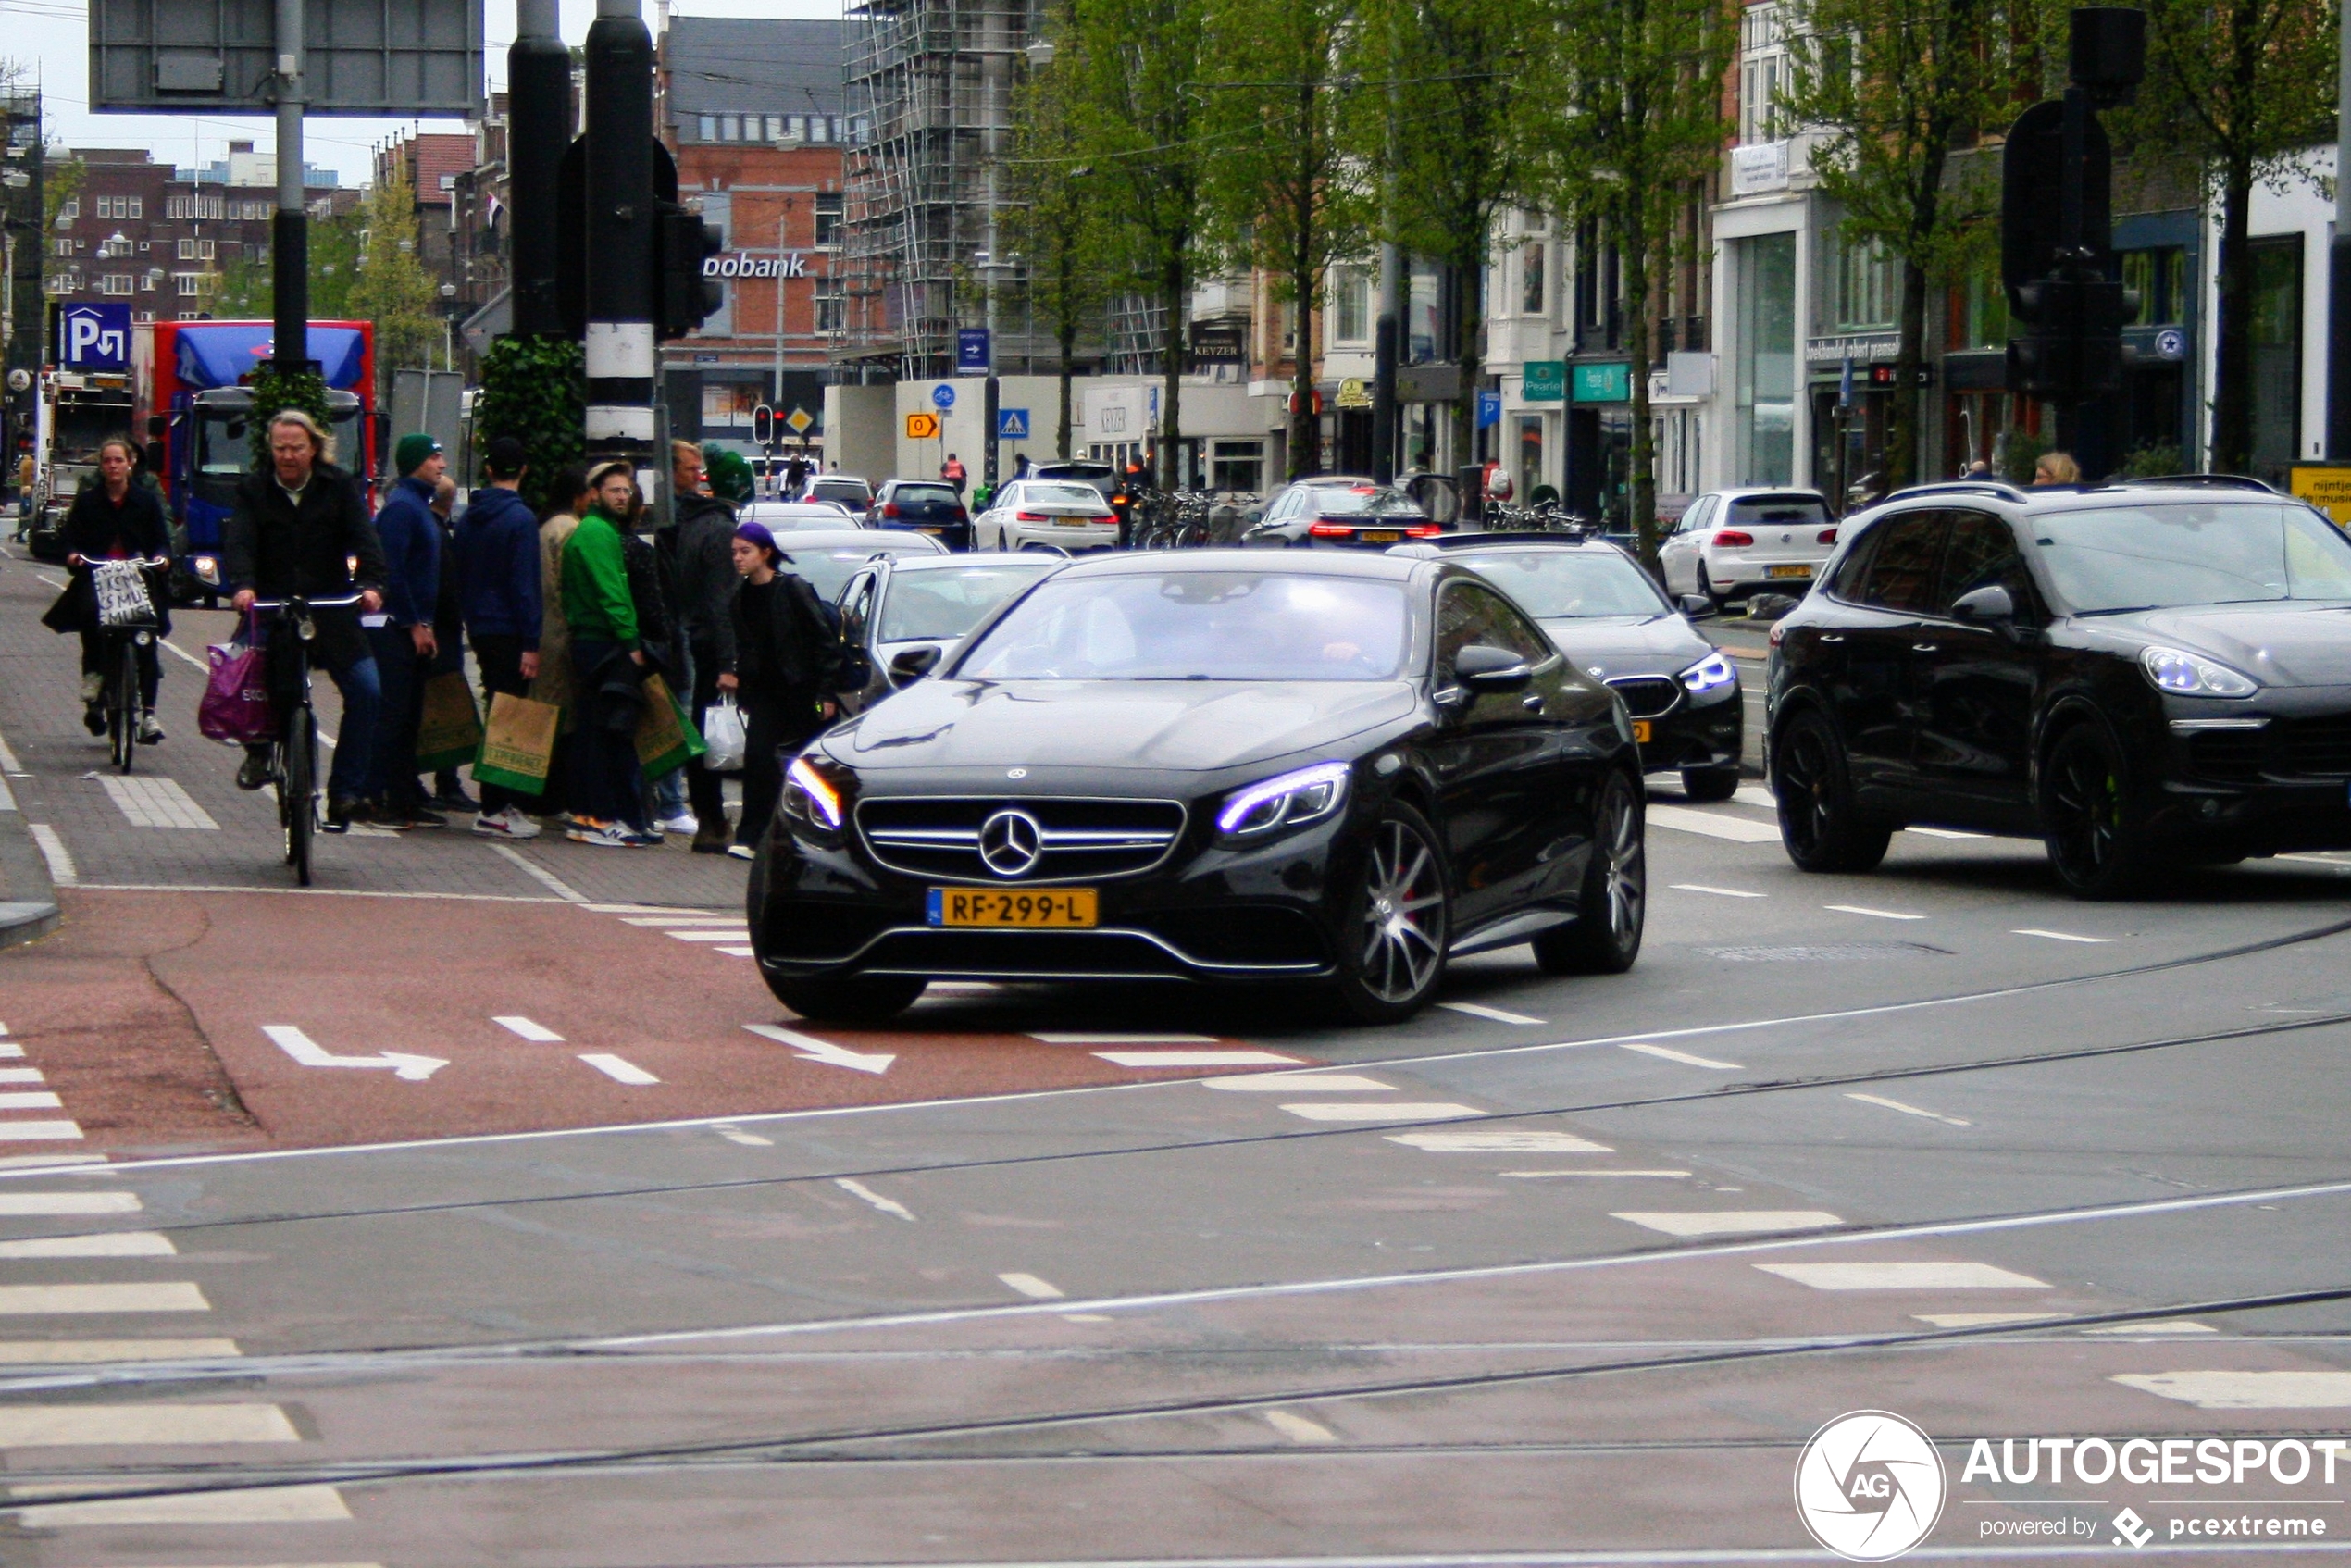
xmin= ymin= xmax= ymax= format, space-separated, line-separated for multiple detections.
xmin=998 ymin=408 xmax=1029 ymax=440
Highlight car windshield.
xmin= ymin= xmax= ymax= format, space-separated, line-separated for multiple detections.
xmin=195 ymin=409 xmax=251 ymax=477
xmin=2033 ymin=503 xmax=2351 ymax=611
xmin=890 ymin=484 xmax=959 ymax=505
xmin=1457 ymin=550 xmax=1671 ymax=618
xmin=1023 ymin=483 xmax=1106 ymax=508
xmin=751 ymin=504 xmax=859 ymax=529
xmin=878 ymin=562 xmax=1059 ymax=643
xmin=1313 ymin=487 xmax=1424 ymax=518
xmin=957 ymin=570 xmax=1411 ymax=681
xmin=810 ymin=479 xmax=868 ymax=503
xmin=1726 ymin=494 xmax=1829 ymax=526
xmin=783 ymin=538 xmax=941 ymax=599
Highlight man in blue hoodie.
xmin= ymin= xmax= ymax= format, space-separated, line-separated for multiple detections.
xmin=454 ymin=436 xmax=546 ymax=838
xmin=367 ymin=434 xmax=446 ymax=829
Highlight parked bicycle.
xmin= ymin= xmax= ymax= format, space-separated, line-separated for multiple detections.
xmin=245 ymin=592 xmax=364 ymax=887
xmin=87 ymin=558 xmax=169 ymax=775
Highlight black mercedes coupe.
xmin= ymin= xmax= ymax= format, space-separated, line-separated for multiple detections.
xmin=748 ymin=551 xmax=1648 ymax=1023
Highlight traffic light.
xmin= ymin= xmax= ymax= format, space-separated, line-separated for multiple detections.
xmin=2006 ymin=274 xmax=2132 ymax=400
xmin=656 ymin=202 xmax=724 ymax=340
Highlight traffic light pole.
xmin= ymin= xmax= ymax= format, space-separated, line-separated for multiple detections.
xmin=270 ymin=0 xmax=309 ymax=378
xmin=508 ymin=0 xmax=569 ymax=338
xmin=582 ymin=0 xmax=657 ymax=465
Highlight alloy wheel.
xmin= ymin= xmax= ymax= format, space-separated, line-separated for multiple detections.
xmin=1778 ymin=726 xmax=1833 ymax=854
xmin=1358 ymin=818 xmax=1446 ymax=1004
xmin=1596 ymin=783 xmax=1645 ymax=943
xmin=2047 ymin=735 xmax=2119 ymax=877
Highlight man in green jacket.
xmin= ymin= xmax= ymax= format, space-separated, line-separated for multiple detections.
xmin=560 ymin=461 xmax=654 ymax=846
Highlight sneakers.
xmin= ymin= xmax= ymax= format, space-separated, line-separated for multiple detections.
xmin=379 ymin=804 xmax=448 ymax=831
xmin=690 ymin=828 xmax=732 ymax=854
xmin=136 ymin=715 xmax=164 ymax=744
xmin=726 ymin=843 xmax=756 ymax=861
xmin=322 ymin=796 xmax=365 ymax=834
xmin=79 ymin=672 xmax=102 ymax=703
xmin=566 ymin=817 xmax=631 ymax=847
xmin=619 ymin=828 xmax=664 ymax=848
xmin=82 ymin=703 xmax=106 ymax=736
xmin=434 ymin=786 xmax=481 ymax=813
xmin=472 ymin=807 xmax=543 ymax=840
xmin=236 ymin=749 xmax=275 ymax=791
xmin=655 ymin=810 xmax=700 ymax=835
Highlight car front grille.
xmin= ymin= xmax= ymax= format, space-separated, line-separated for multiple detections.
xmin=2187 ymin=717 xmax=2351 ymax=783
xmin=857 ymin=796 xmax=1187 ymax=882
xmin=1606 ymin=676 xmax=1683 ymax=719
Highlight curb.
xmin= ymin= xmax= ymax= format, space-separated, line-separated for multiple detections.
xmin=0 ymin=740 xmax=58 ymax=952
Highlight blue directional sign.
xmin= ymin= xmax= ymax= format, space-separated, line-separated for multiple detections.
xmin=998 ymin=407 xmax=1029 ymax=440
xmin=956 ymin=328 xmax=990 ymax=374
xmin=932 ymin=383 xmax=957 ymax=410
xmin=1475 ymin=389 xmax=1502 ymax=429
xmin=58 ymin=304 xmax=131 ymax=370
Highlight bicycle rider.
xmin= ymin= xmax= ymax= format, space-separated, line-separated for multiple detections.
xmin=222 ymin=409 xmax=389 ymax=834
xmin=41 ymin=436 xmax=172 ymax=742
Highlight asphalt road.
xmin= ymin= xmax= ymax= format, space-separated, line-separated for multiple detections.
xmin=2 ymin=541 xmax=2350 ymax=1565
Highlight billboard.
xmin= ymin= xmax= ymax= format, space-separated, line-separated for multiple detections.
xmin=91 ymin=0 xmax=483 ymax=118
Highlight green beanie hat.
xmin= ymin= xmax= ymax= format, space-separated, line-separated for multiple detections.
xmin=395 ymin=433 xmax=442 ymax=476
xmin=702 ymin=443 xmax=754 ymax=504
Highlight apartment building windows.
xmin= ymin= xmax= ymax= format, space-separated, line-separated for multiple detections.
xmin=174 ymin=272 xmax=205 ymax=296
xmin=1833 ymin=232 xmax=1897 ymax=330
xmin=1739 ymin=3 xmax=1786 ymax=144
xmin=1522 ymin=240 xmax=1547 ymax=316
xmin=1331 ymin=266 xmax=1370 ymax=343
xmin=815 ymin=289 xmax=845 ymax=333
xmin=51 ymin=237 xmax=71 ymax=257
xmin=56 ymin=197 xmax=77 ymax=222
xmin=1734 ymin=231 xmax=1797 ymax=485
xmin=100 ymin=273 xmax=132 ymax=296
xmin=815 ymin=191 xmax=843 ymax=248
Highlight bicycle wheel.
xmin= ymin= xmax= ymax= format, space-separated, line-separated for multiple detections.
xmin=283 ymin=706 xmax=317 ymax=885
xmin=109 ymin=639 xmax=137 ymax=773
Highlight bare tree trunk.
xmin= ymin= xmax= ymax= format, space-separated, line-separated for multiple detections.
xmin=1057 ymin=316 xmax=1076 ymax=461
xmin=1623 ymin=206 xmax=1659 ymax=571
xmin=1889 ymin=254 xmax=1928 ymax=488
xmin=1161 ymin=255 xmax=1186 ymax=489
xmin=1452 ymin=243 xmax=1484 ymax=494
xmin=2210 ymin=155 xmax=2256 ymax=474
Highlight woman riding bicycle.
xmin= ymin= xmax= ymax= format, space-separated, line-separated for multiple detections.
xmin=41 ymin=436 xmax=172 ymax=741
xmin=222 ymin=409 xmax=389 ymax=834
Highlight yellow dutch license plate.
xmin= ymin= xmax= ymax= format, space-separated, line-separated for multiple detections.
xmin=1359 ymin=529 xmax=1402 ymax=543
xmin=928 ymin=888 xmax=1099 ymax=928
xmin=1767 ymin=564 xmax=1812 ymax=579
xmin=1631 ymin=720 xmax=1653 ymax=743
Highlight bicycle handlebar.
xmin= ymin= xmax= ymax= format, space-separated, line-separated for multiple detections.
xmin=243 ymin=593 xmax=367 ymax=611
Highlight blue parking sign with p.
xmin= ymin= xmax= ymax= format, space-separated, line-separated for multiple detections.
xmin=60 ymin=304 xmax=131 ymax=370
xmin=998 ymin=408 xmax=1029 ymax=440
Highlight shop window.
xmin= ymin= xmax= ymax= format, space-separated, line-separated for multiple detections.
xmin=2121 ymin=246 xmax=2186 ymax=326
xmin=1211 ymin=439 xmax=1263 ymax=492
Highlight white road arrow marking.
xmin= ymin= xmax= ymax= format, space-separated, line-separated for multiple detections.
xmin=261 ymin=1025 xmax=447 ymax=1082
xmin=741 ymin=1023 xmax=895 ymax=1076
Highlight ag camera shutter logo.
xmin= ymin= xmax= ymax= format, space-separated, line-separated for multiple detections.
xmin=1795 ymin=1410 xmax=1947 ymax=1561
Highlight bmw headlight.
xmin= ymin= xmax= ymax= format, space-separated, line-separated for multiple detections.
xmin=1216 ymin=761 xmax=1351 ymax=838
xmin=2141 ymin=645 xmax=2257 ymax=699
xmin=1680 ymin=652 xmax=1737 ymax=694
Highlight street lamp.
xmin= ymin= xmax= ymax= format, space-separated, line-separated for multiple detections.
xmin=1024 ymin=38 xmax=1055 ymax=68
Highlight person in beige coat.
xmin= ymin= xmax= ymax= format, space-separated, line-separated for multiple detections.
xmin=530 ymin=466 xmax=592 ymax=816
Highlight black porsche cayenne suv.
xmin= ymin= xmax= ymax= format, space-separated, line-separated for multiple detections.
xmin=1766 ymin=478 xmax=2351 ymax=897
xmin=749 ymin=552 xmax=1649 ymax=1023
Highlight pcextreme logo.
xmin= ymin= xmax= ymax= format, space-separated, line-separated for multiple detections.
xmin=1795 ymin=1410 xmax=1949 ymax=1561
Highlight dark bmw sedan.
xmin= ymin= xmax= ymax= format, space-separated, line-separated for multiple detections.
xmin=750 ymin=552 xmax=1648 ymax=1023
xmin=1767 ymin=479 xmax=2351 ymax=896
xmin=1404 ymin=534 xmax=1743 ymax=799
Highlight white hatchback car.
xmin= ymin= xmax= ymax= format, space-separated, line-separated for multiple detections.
xmin=974 ymin=479 xmax=1121 ymax=552
xmin=1657 ymin=488 xmax=1838 ymax=607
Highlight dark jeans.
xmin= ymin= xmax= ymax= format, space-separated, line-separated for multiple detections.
xmin=738 ymin=694 xmax=824 ymax=850
xmin=471 ymin=632 xmax=534 ymax=815
xmin=683 ymin=639 xmax=728 ymax=834
xmin=249 ymin=647 xmax=379 ymax=804
xmin=79 ymin=628 xmax=159 ymax=707
xmin=366 ymin=625 xmax=429 ymax=811
xmin=568 ymin=636 xmax=648 ymax=831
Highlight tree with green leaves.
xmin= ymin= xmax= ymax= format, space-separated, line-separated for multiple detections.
xmin=216 ymin=213 xmax=363 ymax=319
xmin=1538 ymin=0 xmax=1732 ymax=563
xmin=1361 ymin=0 xmax=1543 ymax=476
xmin=2120 ymin=0 xmax=2335 ymax=473
xmin=1008 ymin=25 xmax=1110 ymax=461
xmin=1065 ymin=0 xmax=1213 ymax=487
xmin=346 ymin=172 xmax=441 ymax=403
xmin=1197 ymin=0 xmax=1374 ymax=479
xmin=1781 ymin=0 xmax=2010 ymax=491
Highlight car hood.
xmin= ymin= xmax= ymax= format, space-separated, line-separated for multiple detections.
xmin=1537 ymin=615 xmax=1712 ymax=680
xmin=833 ymin=678 xmax=1420 ymax=774
xmin=2097 ymin=604 xmax=2351 ymax=688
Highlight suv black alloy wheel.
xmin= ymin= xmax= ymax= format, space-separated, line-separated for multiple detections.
xmin=1772 ymin=708 xmax=1891 ymax=874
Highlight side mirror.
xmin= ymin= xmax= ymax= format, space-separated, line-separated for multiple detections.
xmin=1451 ymin=642 xmax=1534 ymax=693
xmin=888 ymin=644 xmax=943 ymax=685
xmin=1677 ymin=592 xmax=1717 ymax=619
xmin=1950 ymin=584 xmax=2016 ymax=625
xmin=1241 ymin=507 xmax=1264 ymax=526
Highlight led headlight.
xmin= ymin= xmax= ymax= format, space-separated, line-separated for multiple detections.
xmin=193 ymin=554 xmax=220 ymax=587
xmin=782 ymin=754 xmax=845 ymax=829
xmin=2141 ymin=645 xmax=2257 ymax=699
xmin=1680 ymin=652 xmax=1736 ymax=693
xmin=1216 ymin=761 xmax=1350 ymax=838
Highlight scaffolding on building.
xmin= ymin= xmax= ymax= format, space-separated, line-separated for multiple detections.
xmin=836 ymin=0 xmax=1047 ymax=380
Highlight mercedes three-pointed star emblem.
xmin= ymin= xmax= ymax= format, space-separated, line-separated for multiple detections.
xmin=977 ymin=809 xmax=1045 ymax=877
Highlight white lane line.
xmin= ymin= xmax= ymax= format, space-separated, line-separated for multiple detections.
xmin=1096 ymin=1051 xmax=1303 ymax=1067
xmin=665 ymin=929 xmax=753 ymax=943
xmin=2081 ymin=1320 xmax=2214 ymax=1336
xmin=0 ymin=1069 xmax=43 ymax=1084
xmin=1906 ymin=825 xmax=1990 ymax=840
xmin=0 ymin=731 xmax=23 ymax=775
xmin=2113 ymin=1371 xmax=2351 ymax=1409
xmin=0 ymin=1153 xmax=101 ymax=1167
xmin=582 ymin=903 xmax=709 ymax=915
xmin=7 ymin=1483 xmax=350 ymax=1525
xmin=1733 ymin=786 xmax=1777 ymax=811
xmin=0 ymin=1338 xmax=239 ymax=1363
xmin=0 ymin=1124 xmax=83 ymax=1143
xmin=1613 ymin=1210 xmax=1842 ymax=1238
xmin=0 ymin=1192 xmax=138 ymax=1215
xmin=1282 ymin=1102 xmax=1484 ymax=1122
xmin=96 ymin=776 xmax=218 ymax=830
xmin=998 ymin=1272 xmax=1065 ymax=1300
xmin=835 ymin=1177 xmax=916 ymax=1222
xmin=742 ymin=1024 xmax=896 ymax=1076
xmin=1619 ymin=1041 xmax=1743 ymax=1070
xmin=0 ymin=1044 xmax=20 ymax=1060
xmin=153 ymin=633 xmax=210 ymax=672
xmin=715 ymin=946 xmax=756 ymax=957
xmin=488 ymin=841 xmax=589 ymax=902
xmin=262 ymin=1025 xmax=445 ymax=1081
xmin=1758 ymin=1261 xmax=2048 ymax=1291
xmin=711 ymin=1124 xmax=773 ymax=1147
xmin=1647 ymin=804 xmax=1781 ymax=843
xmin=1671 ymin=883 xmax=1767 ymax=899
xmin=493 ymin=1015 xmax=565 ymax=1042
xmin=578 ymin=1053 xmax=660 ymax=1086
xmin=1207 ymin=1074 xmax=1394 ymax=1093
xmin=1390 ymin=1129 xmax=1611 ymax=1152
xmin=0 ymin=1232 xmax=174 ymax=1258
xmin=25 ymin=825 xmax=74 ymax=885
xmin=1027 ymin=1032 xmax=1220 ymax=1044
xmin=0 ymin=776 xmax=15 ymax=812
xmin=0 ymin=1403 xmax=297 ymax=1445
xmin=0 ymin=1283 xmax=209 ymax=1313
xmin=1847 ymin=1090 xmax=1972 ymax=1127
xmin=2013 ymin=928 xmax=2115 ymax=944
xmin=1262 ymin=1410 xmax=1338 ymax=1444
xmin=621 ymin=915 xmax=746 ymax=926
xmin=1437 ymin=1002 xmax=1546 ymax=1026
xmin=1501 ymin=1169 xmax=1691 ymax=1179
xmin=1915 ymin=1313 xmax=2066 ymax=1328
xmin=1825 ymin=903 xmax=1926 ymax=921
xmin=0 ymin=1092 xmax=60 ymax=1111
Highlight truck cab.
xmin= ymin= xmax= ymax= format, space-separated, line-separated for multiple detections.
xmin=176 ymin=386 xmax=368 ymax=600
xmin=25 ymin=371 xmax=137 ymax=564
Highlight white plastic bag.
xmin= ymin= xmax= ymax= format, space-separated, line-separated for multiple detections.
xmin=703 ymin=696 xmax=747 ymax=773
